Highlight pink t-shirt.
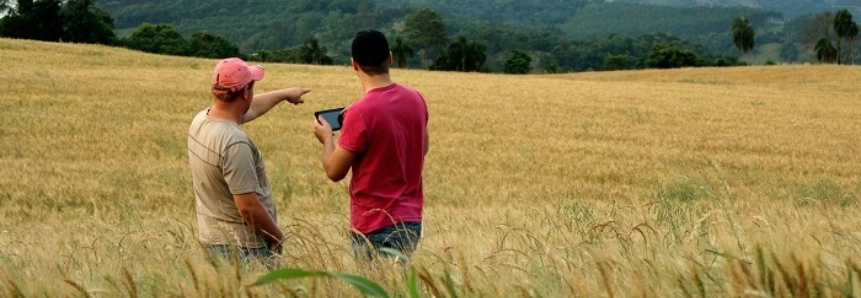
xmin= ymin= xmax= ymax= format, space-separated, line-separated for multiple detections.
xmin=338 ymin=83 xmax=429 ymax=234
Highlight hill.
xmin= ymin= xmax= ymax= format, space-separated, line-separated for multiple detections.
xmin=99 ymin=0 xmax=781 ymax=53
xmin=3 ymin=38 xmax=861 ymax=297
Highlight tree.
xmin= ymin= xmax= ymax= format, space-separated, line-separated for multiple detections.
xmin=543 ymin=60 xmax=560 ymax=74
xmin=645 ymin=44 xmax=700 ymax=69
xmin=121 ymin=23 xmax=189 ymax=56
xmin=834 ymin=9 xmax=859 ymax=65
xmin=59 ymin=0 xmax=116 ymax=44
xmin=0 ymin=0 xmax=62 ymax=41
xmin=297 ymin=37 xmax=333 ymax=65
xmin=403 ymin=8 xmax=447 ymax=68
xmin=731 ymin=16 xmax=755 ymax=56
xmin=0 ymin=0 xmax=114 ymax=44
xmin=503 ymin=49 xmax=532 ymax=74
xmin=604 ymin=54 xmax=629 ymax=71
xmin=253 ymin=48 xmax=300 ymax=63
xmin=188 ymin=31 xmax=240 ymax=59
xmin=815 ymin=36 xmax=838 ymax=63
xmin=390 ymin=36 xmax=413 ymax=68
xmin=431 ymin=36 xmax=486 ymax=72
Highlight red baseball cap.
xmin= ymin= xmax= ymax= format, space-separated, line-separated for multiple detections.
xmin=211 ymin=57 xmax=264 ymax=93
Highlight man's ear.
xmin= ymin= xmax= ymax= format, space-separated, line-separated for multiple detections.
xmin=387 ymin=51 xmax=393 ymax=66
xmin=242 ymin=85 xmax=252 ymax=101
xmin=351 ymin=58 xmax=359 ymax=72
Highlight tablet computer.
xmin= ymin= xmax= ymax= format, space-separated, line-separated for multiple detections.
xmin=314 ymin=107 xmax=345 ymax=131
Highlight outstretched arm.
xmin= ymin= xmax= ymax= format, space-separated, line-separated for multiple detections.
xmin=242 ymin=87 xmax=311 ymax=123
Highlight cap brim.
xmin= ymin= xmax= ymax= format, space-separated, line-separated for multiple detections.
xmin=248 ymin=65 xmax=265 ymax=81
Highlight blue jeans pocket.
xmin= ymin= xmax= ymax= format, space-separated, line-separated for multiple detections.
xmin=350 ymin=222 xmax=422 ymax=262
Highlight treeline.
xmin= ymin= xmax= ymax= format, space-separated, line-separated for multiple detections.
xmin=101 ymin=0 xmax=412 ymax=56
xmin=0 ymin=0 xmax=244 ymax=60
xmin=100 ymin=0 xmax=782 ymax=56
xmin=4 ymin=0 xmax=856 ymax=73
xmin=0 ymin=0 xmax=746 ymax=73
xmin=96 ymin=0 xmax=748 ymax=71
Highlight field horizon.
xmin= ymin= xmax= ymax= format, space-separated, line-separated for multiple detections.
xmin=1 ymin=38 xmax=861 ymax=297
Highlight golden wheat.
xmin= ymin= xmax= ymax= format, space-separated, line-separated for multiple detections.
xmin=1 ymin=38 xmax=861 ymax=297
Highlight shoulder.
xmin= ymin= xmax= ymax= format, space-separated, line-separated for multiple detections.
xmin=395 ymin=83 xmax=420 ymax=93
xmin=192 ymin=114 xmax=249 ymax=146
xmin=345 ymin=97 xmax=373 ymax=116
xmin=342 ymin=103 xmax=368 ymax=125
xmin=190 ymin=109 xmax=209 ymax=125
xmin=394 ymin=84 xmax=425 ymax=101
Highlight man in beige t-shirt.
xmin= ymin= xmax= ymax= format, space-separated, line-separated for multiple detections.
xmin=188 ymin=57 xmax=309 ymax=261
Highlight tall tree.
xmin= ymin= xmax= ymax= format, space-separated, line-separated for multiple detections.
xmin=390 ymin=36 xmax=413 ymax=69
xmin=59 ymin=0 xmax=116 ymax=44
xmin=431 ymin=36 xmax=486 ymax=72
xmin=298 ymin=37 xmax=333 ymax=65
xmin=604 ymin=54 xmax=629 ymax=71
xmin=815 ymin=36 xmax=838 ymax=63
xmin=0 ymin=0 xmax=62 ymax=41
xmin=731 ymin=16 xmax=755 ymax=56
xmin=121 ymin=23 xmax=189 ymax=56
xmin=834 ymin=9 xmax=859 ymax=65
xmin=503 ymin=49 xmax=532 ymax=74
xmin=0 ymin=0 xmax=113 ymax=44
xmin=188 ymin=31 xmax=240 ymax=59
xmin=645 ymin=44 xmax=700 ymax=69
xmin=403 ymin=8 xmax=447 ymax=68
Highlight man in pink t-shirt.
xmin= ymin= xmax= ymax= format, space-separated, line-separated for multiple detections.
xmin=314 ymin=30 xmax=430 ymax=261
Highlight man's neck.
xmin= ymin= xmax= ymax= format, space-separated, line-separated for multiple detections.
xmin=361 ymin=74 xmax=393 ymax=94
xmin=208 ymin=101 xmax=244 ymax=124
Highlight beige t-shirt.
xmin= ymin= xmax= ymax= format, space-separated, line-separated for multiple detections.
xmin=187 ymin=109 xmax=276 ymax=248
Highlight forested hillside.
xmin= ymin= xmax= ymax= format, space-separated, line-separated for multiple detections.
xmin=100 ymin=0 xmax=409 ymax=57
xmin=100 ymin=0 xmax=778 ymax=56
xmin=90 ymin=0 xmax=859 ymax=71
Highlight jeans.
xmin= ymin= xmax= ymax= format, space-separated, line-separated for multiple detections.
xmin=350 ymin=222 xmax=422 ymax=262
xmin=204 ymin=244 xmax=275 ymax=263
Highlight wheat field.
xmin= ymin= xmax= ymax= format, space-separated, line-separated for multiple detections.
xmin=1 ymin=38 xmax=860 ymax=297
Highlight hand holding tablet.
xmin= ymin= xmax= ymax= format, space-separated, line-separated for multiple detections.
xmin=314 ymin=107 xmax=345 ymax=131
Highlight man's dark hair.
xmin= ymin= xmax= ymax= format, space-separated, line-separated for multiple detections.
xmin=358 ymin=61 xmax=390 ymax=76
xmin=352 ymin=30 xmax=390 ymax=76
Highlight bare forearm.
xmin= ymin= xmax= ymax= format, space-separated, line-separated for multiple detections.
xmin=243 ymin=87 xmax=311 ymax=123
xmin=239 ymin=207 xmax=283 ymax=246
xmin=243 ymin=90 xmax=287 ymax=123
xmin=321 ymin=135 xmax=337 ymax=178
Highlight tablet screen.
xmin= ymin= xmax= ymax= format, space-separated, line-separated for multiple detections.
xmin=314 ymin=108 xmax=344 ymax=131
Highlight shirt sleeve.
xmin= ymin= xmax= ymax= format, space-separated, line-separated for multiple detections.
xmin=338 ymin=108 xmax=368 ymax=153
xmin=419 ymin=91 xmax=429 ymax=124
xmin=221 ymin=142 xmax=259 ymax=195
